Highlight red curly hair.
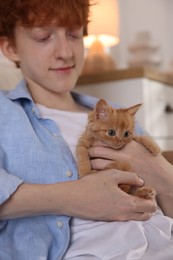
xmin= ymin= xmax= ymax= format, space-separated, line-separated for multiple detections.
xmin=0 ymin=0 xmax=92 ymax=40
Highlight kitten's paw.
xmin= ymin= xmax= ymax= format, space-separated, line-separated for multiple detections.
xmin=133 ymin=136 xmax=160 ymax=156
xmin=135 ymin=187 xmax=156 ymax=200
xmin=147 ymin=144 xmax=160 ymax=156
xmin=78 ymin=164 xmax=91 ymax=178
xmin=119 ymin=184 xmax=133 ymax=194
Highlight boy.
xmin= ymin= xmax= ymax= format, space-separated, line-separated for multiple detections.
xmin=0 ymin=0 xmax=172 ymax=259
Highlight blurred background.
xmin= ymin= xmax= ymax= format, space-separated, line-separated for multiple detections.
xmin=82 ymin=0 xmax=173 ymax=74
xmin=115 ymin=0 xmax=173 ymax=71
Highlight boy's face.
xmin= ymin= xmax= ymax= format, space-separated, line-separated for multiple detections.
xmin=4 ymin=24 xmax=85 ymax=99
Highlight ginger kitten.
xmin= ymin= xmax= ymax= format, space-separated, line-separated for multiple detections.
xmin=76 ymin=99 xmax=160 ymax=200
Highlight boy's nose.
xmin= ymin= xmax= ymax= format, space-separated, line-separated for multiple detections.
xmin=54 ymin=36 xmax=73 ymax=60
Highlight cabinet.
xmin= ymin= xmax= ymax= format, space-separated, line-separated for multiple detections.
xmin=76 ymin=67 xmax=173 ymax=153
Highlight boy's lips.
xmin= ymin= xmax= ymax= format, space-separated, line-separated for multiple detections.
xmin=50 ymin=65 xmax=75 ymax=72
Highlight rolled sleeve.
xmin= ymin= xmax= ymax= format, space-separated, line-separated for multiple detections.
xmin=0 ymin=169 xmax=23 ymax=205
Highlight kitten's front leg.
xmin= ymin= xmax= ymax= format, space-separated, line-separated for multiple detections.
xmin=76 ymin=136 xmax=92 ymax=178
xmin=133 ymin=135 xmax=160 ymax=156
xmin=107 ymin=161 xmax=134 ymax=194
xmin=107 ymin=161 xmax=156 ymax=200
xmin=77 ymin=146 xmax=91 ymax=177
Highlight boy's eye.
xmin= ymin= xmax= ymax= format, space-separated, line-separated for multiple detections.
xmin=124 ymin=131 xmax=130 ymax=138
xmin=68 ymin=33 xmax=80 ymax=39
xmin=29 ymin=28 xmax=52 ymax=42
xmin=36 ymin=35 xmax=51 ymax=42
xmin=67 ymin=30 xmax=83 ymax=39
xmin=108 ymin=129 xmax=116 ymax=136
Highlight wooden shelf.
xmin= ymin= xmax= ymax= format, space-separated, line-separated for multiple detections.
xmin=162 ymin=151 xmax=173 ymax=164
xmin=77 ymin=67 xmax=173 ymax=87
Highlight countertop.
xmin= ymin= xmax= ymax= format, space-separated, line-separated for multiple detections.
xmin=77 ymin=67 xmax=173 ymax=87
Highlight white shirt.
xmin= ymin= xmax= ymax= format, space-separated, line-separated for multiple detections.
xmin=36 ymin=104 xmax=88 ymax=161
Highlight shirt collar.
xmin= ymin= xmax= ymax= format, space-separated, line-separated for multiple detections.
xmin=5 ymin=79 xmax=99 ymax=110
xmin=6 ymin=79 xmax=33 ymax=102
xmin=71 ymin=91 xmax=99 ymax=109
xmin=4 ymin=80 xmax=144 ymax=134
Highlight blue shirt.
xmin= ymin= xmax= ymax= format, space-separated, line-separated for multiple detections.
xmin=0 ymin=80 xmax=144 ymax=260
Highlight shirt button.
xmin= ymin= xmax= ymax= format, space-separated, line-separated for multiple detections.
xmin=57 ymin=221 xmax=63 ymax=228
xmin=52 ymin=133 xmax=58 ymax=137
xmin=66 ymin=170 xmax=73 ymax=178
xmin=32 ymin=107 xmax=35 ymax=113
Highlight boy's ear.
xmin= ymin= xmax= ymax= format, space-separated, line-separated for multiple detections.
xmin=0 ymin=37 xmax=20 ymax=63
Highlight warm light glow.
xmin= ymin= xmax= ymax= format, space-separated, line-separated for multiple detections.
xmin=84 ymin=0 xmax=119 ymax=48
xmin=82 ymin=0 xmax=120 ymax=74
xmin=84 ymin=34 xmax=120 ymax=48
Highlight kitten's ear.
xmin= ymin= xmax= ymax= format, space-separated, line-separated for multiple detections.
xmin=127 ymin=103 xmax=142 ymax=116
xmin=95 ymin=99 xmax=110 ymax=120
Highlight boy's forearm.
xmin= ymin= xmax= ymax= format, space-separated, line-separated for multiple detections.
xmin=157 ymin=195 xmax=173 ymax=218
xmin=0 ymin=170 xmax=158 ymax=222
xmin=0 ymin=182 xmax=73 ymax=219
xmin=156 ymin=157 xmax=173 ymax=218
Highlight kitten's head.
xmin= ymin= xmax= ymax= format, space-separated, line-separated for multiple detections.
xmin=88 ymin=99 xmax=141 ymax=149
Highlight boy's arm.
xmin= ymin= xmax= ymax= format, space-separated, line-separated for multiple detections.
xmin=0 ymin=171 xmax=156 ymax=221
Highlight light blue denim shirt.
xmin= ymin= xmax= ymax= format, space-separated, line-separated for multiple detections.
xmin=0 ymin=79 xmax=144 ymax=260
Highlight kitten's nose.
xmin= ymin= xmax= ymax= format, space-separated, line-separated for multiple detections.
xmin=115 ymin=138 xmax=123 ymax=147
xmin=116 ymin=137 xmax=122 ymax=142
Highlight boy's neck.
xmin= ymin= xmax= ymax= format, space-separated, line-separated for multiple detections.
xmin=27 ymin=84 xmax=88 ymax=112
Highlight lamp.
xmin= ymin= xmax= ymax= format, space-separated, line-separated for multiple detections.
xmin=82 ymin=0 xmax=120 ymax=75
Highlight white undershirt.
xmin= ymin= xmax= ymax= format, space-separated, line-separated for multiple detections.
xmin=36 ymin=104 xmax=88 ymax=161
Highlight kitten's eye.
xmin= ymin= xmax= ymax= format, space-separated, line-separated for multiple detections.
xmin=108 ymin=129 xmax=116 ymax=136
xmin=124 ymin=131 xmax=130 ymax=138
